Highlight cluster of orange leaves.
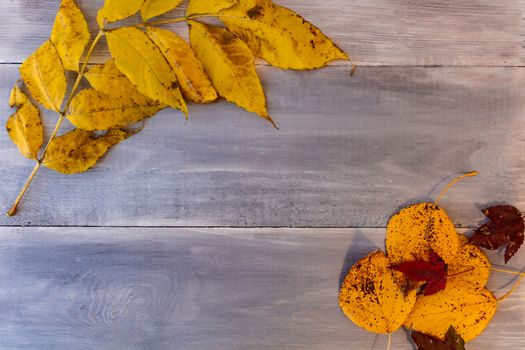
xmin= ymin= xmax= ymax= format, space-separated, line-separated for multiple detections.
xmin=338 ymin=173 xmax=522 ymax=347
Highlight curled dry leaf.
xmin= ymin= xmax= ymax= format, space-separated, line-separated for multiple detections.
xmin=189 ymin=21 xmax=274 ymax=126
xmin=146 ymin=27 xmax=218 ymax=104
xmin=106 ymin=27 xmax=188 ymax=115
xmin=97 ymin=0 xmax=145 ymax=27
xmin=6 ymin=86 xmax=44 ymax=160
xmin=339 ymin=251 xmax=417 ymax=334
xmin=404 ymin=284 xmax=497 ymax=342
xmin=50 ymin=0 xmax=90 ymax=72
xmin=411 ymin=326 xmax=466 ymax=350
xmin=386 ymin=203 xmax=459 ymax=265
xmin=20 ymin=40 xmax=66 ymax=112
xmin=219 ymin=0 xmax=349 ymax=70
xmin=67 ymin=89 xmax=164 ymax=131
xmin=186 ymin=0 xmax=237 ymax=16
xmin=43 ymin=129 xmax=132 ymax=174
xmin=471 ymin=205 xmax=525 ymax=263
xmin=141 ymin=0 xmax=183 ymax=21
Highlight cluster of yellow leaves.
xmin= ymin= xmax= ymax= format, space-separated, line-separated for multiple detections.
xmin=339 ymin=198 xmax=498 ymax=342
xmin=6 ymin=0 xmax=348 ymax=215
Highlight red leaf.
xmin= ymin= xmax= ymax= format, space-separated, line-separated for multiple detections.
xmin=471 ymin=205 xmax=525 ymax=263
xmin=411 ymin=326 xmax=466 ymax=350
xmin=392 ymin=251 xmax=447 ymax=296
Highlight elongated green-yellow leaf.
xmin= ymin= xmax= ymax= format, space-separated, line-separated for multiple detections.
xmin=186 ymin=0 xmax=237 ymax=15
xmin=189 ymin=21 xmax=273 ymax=125
xmin=85 ymin=59 xmax=161 ymax=106
xmin=20 ymin=40 xmax=66 ymax=112
xmin=146 ymin=27 xmax=217 ymax=104
xmin=51 ymin=0 xmax=90 ymax=71
xmin=106 ymin=27 xmax=187 ymax=115
xmin=68 ymin=89 xmax=164 ymax=131
xmin=141 ymin=0 xmax=182 ymax=21
xmin=97 ymin=0 xmax=145 ymax=28
xmin=43 ymin=129 xmax=131 ymax=174
xmin=220 ymin=0 xmax=348 ymax=69
xmin=6 ymin=86 xmax=44 ymax=159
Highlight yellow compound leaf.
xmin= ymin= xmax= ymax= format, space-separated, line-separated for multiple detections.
xmin=97 ymin=0 xmax=145 ymax=28
xmin=219 ymin=0 xmax=348 ymax=70
xmin=85 ymin=59 xmax=162 ymax=106
xmin=146 ymin=27 xmax=217 ymax=104
xmin=186 ymin=0 xmax=237 ymax=15
xmin=106 ymin=27 xmax=188 ymax=115
xmin=141 ymin=0 xmax=183 ymax=21
xmin=67 ymin=89 xmax=164 ymax=131
xmin=339 ymin=251 xmax=417 ymax=334
xmin=386 ymin=203 xmax=459 ymax=265
xmin=189 ymin=21 xmax=273 ymax=125
xmin=448 ymin=243 xmax=491 ymax=290
xmin=404 ymin=285 xmax=497 ymax=341
xmin=43 ymin=129 xmax=131 ymax=174
xmin=20 ymin=40 xmax=66 ymax=112
xmin=50 ymin=0 xmax=90 ymax=72
xmin=6 ymin=86 xmax=44 ymax=160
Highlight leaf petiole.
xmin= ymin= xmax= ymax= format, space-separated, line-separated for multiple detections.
xmin=6 ymin=30 xmax=105 ymax=217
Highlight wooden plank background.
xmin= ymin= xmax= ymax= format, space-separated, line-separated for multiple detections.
xmin=0 ymin=0 xmax=524 ymax=348
xmin=0 ymin=228 xmax=523 ymax=350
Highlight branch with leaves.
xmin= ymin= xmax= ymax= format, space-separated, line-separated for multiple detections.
xmin=5 ymin=0 xmax=349 ymax=216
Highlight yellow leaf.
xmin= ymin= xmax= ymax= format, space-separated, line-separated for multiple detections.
xmin=186 ymin=0 xmax=237 ymax=15
xmin=43 ymin=129 xmax=131 ymax=174
xmin=20 ymin=40 xmax=66 ymax=112
xmin=106 ymin=27 xmax=188 ymax=115
xmin=146 ymin=27 xmax=217 ymax=104
xmin=97 ymin=0 xmax=145 ymax=28
xmin=141 ymin=0 xmax=182 ymax=21
xmin=448 ymin=243 xmax=491 ymax=290
xmin=404 ymin=285 xmax=497 ymax=341
xmin=50 ymin=0 xmax=90 ymax=71
xmin=386 ymin=203 xmax=459 ymax=265
xmin=85 ymin=59 xmax=161 ymax=105
xmin=67 ymin=89 xmax=164 ymax=131
xmin=6 ymin=86 xmax=44 ymax=160
xmin=339 ymin=251 xmax=417 ymax=334
xmin=189 ymin=21 xmax=273 ymax=125
xmin=219 ymin=0 xmax=348 ymax=70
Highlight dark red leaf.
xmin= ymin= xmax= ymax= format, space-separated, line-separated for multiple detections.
xmin=471 ymin=205 xmax=525 ymax=263
xmin=392 ymin=251 xmax=447 ymax=296
xmin=411 ymin=326 xmax=466 ymax=350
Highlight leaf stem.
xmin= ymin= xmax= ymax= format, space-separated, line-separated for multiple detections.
xmin=434 ymin=171 xmax=478 ymax=206
xmin=386 ymin=333 xmax=391 ymax=350
xmin=497 ymin=273 xmax=525 ymax=302
xmin=143 ymin=13 xmax=235 ymax=27
xmin=492 ymin=267 xmax=525 ymax=276
xmin=6 ymin=30 xmax=105 ymax=217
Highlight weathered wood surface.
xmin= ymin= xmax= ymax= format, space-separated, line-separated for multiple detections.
xmin=1 ymin=0 xmax=525 ymax=66
xmin=1 ymin=65 xmax=524 ymax=226
xmin=0 ymin=227 xmax=522 ymax=349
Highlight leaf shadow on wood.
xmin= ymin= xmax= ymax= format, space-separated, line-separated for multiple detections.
xmin=338 ymin=229 xmax=381 ymax=288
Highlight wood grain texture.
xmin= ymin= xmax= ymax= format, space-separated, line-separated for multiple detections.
xmin=0 ymin=0 xmax=524 ymax=66
xmin=0 ymin=227 xmax=522 ymax=349
xmin=1 ymin=65 xmax=525 ymax=226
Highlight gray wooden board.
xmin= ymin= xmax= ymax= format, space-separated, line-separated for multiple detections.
xmin=1 ymin=65 xmax=525 ymax=226
xmin=0 ymin=227 xmax=522 ymax=349
xmin=1 ymin=0 xmax=525 ymax=66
